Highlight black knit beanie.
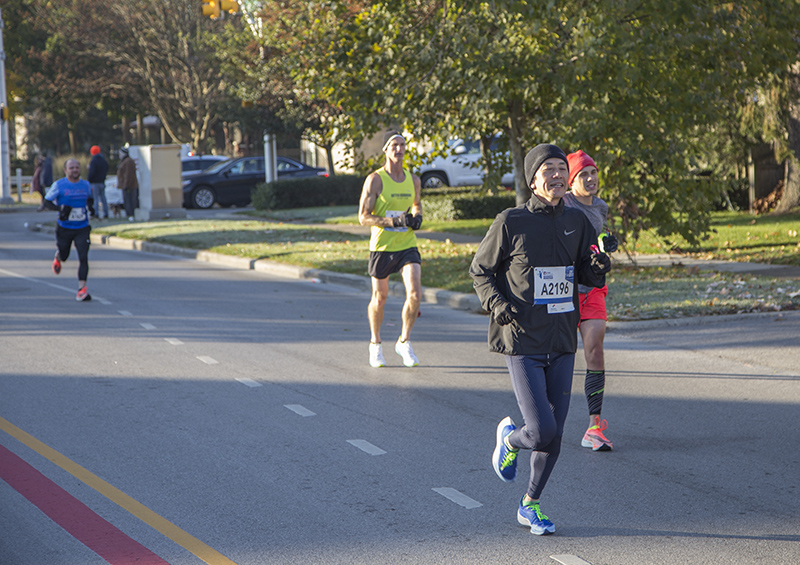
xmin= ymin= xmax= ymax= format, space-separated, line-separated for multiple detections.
xmin=524 ymin=144 xmax=568 ymax=189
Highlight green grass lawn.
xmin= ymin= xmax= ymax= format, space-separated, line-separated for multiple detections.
xmin=243 ymin=206 xmax=800 ymax=267
xmin=93 ymin=209 xmax=800 ymax=320
xmin=630 ymin=210 xmax=800 ymax=265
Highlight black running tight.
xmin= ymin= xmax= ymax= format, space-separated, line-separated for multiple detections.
xmin=56 ymin=225 xmax=91 ymax=281
xmin=504 ymin=352 xmax=574 ymax=500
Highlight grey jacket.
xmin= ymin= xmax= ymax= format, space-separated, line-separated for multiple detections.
xmin=470 ymin=196 xmax=605 ymax=355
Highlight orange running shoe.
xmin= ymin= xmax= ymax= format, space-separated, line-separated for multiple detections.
xmin=76 ymin=287 xmax=91 ymax=302
xmin=52 ymin=252 xmax=61 ymax=275
xmin=582 ymin=415 xmax=613 ymax=451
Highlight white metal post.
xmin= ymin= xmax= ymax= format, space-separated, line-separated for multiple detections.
xmin=263 ymin=132 xmax=277 ymax=183
xmin=0 ymin=8 xmax=12 ymax=205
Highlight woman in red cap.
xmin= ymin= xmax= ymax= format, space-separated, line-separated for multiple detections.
xmin=563 ymin=150 xmax=618 ymax=452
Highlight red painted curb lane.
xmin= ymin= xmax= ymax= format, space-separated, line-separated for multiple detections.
xmin=0 ymin=444 xmax=169 ymax=565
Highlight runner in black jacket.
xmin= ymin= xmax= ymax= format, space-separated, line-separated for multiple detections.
xmin=470 ymin=143 xmax=610 ymax=535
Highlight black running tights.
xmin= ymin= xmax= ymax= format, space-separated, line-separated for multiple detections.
xmin=505 ymin=352 xmax=575 ymax=500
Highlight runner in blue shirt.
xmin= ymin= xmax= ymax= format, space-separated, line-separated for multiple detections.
xmin=44 ymin=158 xmax=95 ymax=301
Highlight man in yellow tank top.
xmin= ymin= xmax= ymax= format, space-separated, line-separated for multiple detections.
xmin=358 ymin=131 xmax=424 ymax=368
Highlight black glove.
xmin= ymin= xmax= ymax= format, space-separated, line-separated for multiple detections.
xmin=590 ymin=252 xmax=611 ymax=275
xmin=493 ymin=302 xmax=518 ymax=326
xmin=405 ymin=213 xmax=423 ymax=230
xmin=58 ymin=205 xmax=73 ymax=222
xmin=391 ymin=214 xmax=407 ymax=228
xmin=600 ymin=233 xmax=618 ymax=253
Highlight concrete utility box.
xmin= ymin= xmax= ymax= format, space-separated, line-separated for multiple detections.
xmin=133 ymin=144 xmax=187 ymax=221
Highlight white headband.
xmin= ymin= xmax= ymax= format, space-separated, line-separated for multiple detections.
xmin=382 ymin=134 xmax=405 ymax=151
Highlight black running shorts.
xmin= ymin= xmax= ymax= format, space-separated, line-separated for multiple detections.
xmin=368 ymin=247 xmax=421 ymax=279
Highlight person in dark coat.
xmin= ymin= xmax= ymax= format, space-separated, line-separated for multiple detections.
xmin=36 ymin=153 xmax=54 ymax=211
xmin=471 ymin=143 xmax=611 ymax=536
xmin=31 ymin=156 xmax=43 ymax=198
xmin=88 ymin=146 xmax=109 ymax=219
xmin=116 ymin=147 xmax=139 ymax=220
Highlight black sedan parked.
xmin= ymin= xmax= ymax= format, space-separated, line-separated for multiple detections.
xmin=182 ymin=156 xmax=328 ymax=209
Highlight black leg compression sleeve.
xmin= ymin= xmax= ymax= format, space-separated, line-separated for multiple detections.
xmin=585 ymin=370 xmax=605 ymax=415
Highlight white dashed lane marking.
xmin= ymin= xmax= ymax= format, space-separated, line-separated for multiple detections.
xmin=346 ymin=440 xmax=386 ymax=456
xmin=284 ymin=405 xmax=315 ymax=417
xmin=551 ymin=556 xmax=593 ymax=565
xmin=196 ymin=356 xmax=219 ymax=365
xmin=235 ymin=378 xmax=262 ymax=388
xmin=119 ymin=310 xmax=133 ymax=316
xmin=140 ymin=323 xmax=156 ymax=330
xmin=164 ymin=338 xmax=183 ymax=345
xmin=432 ymin=488 xmax=482 ymax=509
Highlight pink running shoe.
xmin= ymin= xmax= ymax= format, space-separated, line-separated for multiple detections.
xmin=582 ymin=415 xmax=613 ymax=451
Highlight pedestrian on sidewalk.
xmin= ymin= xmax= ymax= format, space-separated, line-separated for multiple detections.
xmin=117 ymin=147 xmax=139 ymax=220
xmin=42 ymin=158 xmax=95 ymax=301
xmin=563 ymin=150 xmax=619 ymax=452
xmin=88 ymin=145 xmax=109 ymax=220
xmin=358 ymin=131 xmax=424 ymax=368
xmin=470 ymin=144 xmax=610 ymax=535
xmin=35 ymin=153 xmax=54 ymax=211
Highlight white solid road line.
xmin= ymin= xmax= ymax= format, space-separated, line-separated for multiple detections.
xmin=431 ymin=488 xmax=482 ymax=509
xmin=284 ymin=404 xmax=316 ymax=417
xmin=346 ymin=440 xmax=387 ymax=456
xmin=0 ymin=267 xmax=84 ymax=294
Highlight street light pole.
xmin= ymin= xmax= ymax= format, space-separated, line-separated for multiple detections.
xmin=0 ymin=8 xmax=12 ymax=205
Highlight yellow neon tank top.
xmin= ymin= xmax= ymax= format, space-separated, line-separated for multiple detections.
xmin=369 ymin=168 xmax=418 ymax=252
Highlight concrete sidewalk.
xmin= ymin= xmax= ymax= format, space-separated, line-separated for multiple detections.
xmin=305 ymin=221 xmax=800 ymax=278
xmin=24 ymin=213 xmax=799 ymax=323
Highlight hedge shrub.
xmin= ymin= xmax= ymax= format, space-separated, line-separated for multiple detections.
xmin=424 ymin=191 xmax=516 ymax=221
xmin=252 ymin=174 xmax=365 ymax=210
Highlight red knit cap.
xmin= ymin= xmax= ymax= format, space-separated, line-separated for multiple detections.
xmin=90 ymin=145 xmax=101 ymax=155
xmin=566 ymin=150 xmax=596 ymax=187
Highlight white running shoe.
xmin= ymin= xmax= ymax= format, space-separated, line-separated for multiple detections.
xmin=395 ymin=338 xmax=419 ymax=367
xmin=369 ymin=343 xmax=386 ymax=368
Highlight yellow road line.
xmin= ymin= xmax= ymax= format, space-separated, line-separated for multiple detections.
xmin=0 ymin=416 xmax=238 ymax=565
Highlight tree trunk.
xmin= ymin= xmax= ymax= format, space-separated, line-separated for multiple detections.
xmin=775 ymin=63 xmax=800 ymax=213
xmin=507 ymin=99 xmax=527 ymax=206
xmin=122 ymin=116 xmax=130 ymax=145
xmin=325 ymin=143 xmax=336 ymax=176
xmin=479 ymin=133 xmax=494 ymax=192
xmin=136 ymin=113 xmax=144 ymax=145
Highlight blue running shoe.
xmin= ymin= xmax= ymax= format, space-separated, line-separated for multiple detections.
xmin=492 ymin=416 xmax=518 ymax=482
xmin=517 ymin=497 xmax=555 ymax=535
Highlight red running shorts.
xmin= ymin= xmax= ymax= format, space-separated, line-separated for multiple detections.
xmin=578 ymin=285 xmax=609 ymax=322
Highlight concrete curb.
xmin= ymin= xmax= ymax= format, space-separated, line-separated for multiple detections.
xmin=31 ymin=225 xmax=791 ymax=322
xmin=89 ymin=232 xmax=486 ymax=313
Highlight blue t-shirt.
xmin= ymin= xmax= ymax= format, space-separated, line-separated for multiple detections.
xmin=45 ymin=178 xmax=92 ymax=229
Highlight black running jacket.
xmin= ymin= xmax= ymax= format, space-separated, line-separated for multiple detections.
xmin=470 ymin=195 xmax=606 ymax=355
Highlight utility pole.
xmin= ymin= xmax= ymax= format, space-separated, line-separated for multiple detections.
xmin=0 ymin=8 xmax=12 ymax=205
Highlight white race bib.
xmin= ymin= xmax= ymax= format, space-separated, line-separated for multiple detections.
xmin=385 ymin=210 xmax=407 ymax=232
xmin=68 ymin=207 xmax=87 ymax=222
xmin=534 ymin=266 xmax=575 ymax=314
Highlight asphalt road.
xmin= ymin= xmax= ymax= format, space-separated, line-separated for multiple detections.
xmin=1 ymin=209 xmax=799 ymax=565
